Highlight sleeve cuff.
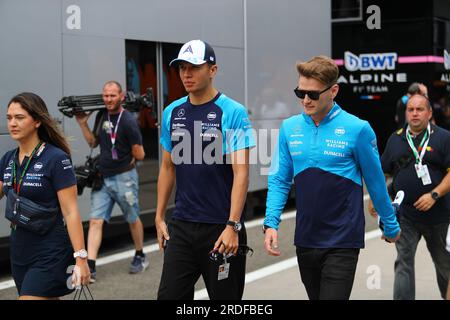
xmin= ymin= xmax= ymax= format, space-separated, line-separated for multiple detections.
xmin=383 ymin=224 xmax=400 ymax=239
xmin=263 ymin=216 xmax=280 ymax=230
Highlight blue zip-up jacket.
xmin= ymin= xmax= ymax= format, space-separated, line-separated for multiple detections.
xmin=264 ymin=102 xmax=400 ymax=248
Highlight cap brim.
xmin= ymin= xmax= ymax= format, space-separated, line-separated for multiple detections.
xmin=169 ymin=58 xmax=207 ymax=67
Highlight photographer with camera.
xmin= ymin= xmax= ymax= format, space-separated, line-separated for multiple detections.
xmin=75 ymin=81 xmax=147 ymax=282
xmin=0 ymin=92 xmax=90 ymax=299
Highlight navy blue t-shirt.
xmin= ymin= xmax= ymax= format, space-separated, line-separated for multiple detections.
xmin=0 ymin=143 xmax=77 ymax=211
xmin=160 ymin=93 xmax=255 ymax=224
xmin=97 ymin=109 xmax=143 ymax=177
xmin=0 ymin=143 xmax=76 ymax=282
xmin=381 ymin=125 xmax=450 ymax=224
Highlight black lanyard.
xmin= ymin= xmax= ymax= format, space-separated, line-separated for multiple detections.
xmin=12 ymin=142 xmax=43 ymax=195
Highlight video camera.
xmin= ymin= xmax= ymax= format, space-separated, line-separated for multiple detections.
xmin=61 ymin=87 xmax=155 ymax=196
xmin=57 ymin=87 xmax=155 ymax=118
xmin=74 ymin=154 xmax=102 ymax=196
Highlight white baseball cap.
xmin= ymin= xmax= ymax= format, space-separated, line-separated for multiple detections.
xmin=169 ymin=40 xmax=216 ymax=67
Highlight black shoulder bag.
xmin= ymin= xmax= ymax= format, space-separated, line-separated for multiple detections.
xmin=4 ymin=142 xmax=60 ymax=235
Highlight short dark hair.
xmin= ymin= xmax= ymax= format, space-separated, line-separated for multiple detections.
xmin=407 ymin=82 xmax=422 ymax=95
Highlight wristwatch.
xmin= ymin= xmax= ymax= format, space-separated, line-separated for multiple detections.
xmin=262 ymin=225 xmax=271 ymax=234
xmin=73 ymin=249 xmax=88 ymax=259
xmin=430 ymin=191 xmax=440 ymax=201
xmin=226 ymin=220 xmax=242 ymax=233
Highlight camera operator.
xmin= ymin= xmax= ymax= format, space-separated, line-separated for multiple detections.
xmin=75 ymin=80 xmax=147 ymax=282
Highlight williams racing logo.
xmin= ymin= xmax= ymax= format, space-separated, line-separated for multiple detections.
xmin=207 ymin=112 xmax=217 ymax=121
xmin=334 ymin=127 xmax=345 ymax=136
xmin=33 ymin=162 xmax=43 ymax=171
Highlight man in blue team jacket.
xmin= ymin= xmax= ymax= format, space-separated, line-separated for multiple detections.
xmin=263 ymin=55 xmax=401 ymax=300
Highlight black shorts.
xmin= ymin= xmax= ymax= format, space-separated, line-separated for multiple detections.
xmin=10 ymin=223 xmax=75 ymax=298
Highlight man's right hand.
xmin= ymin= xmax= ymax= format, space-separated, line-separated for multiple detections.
xmin=155 ymin=218 xmax=170 ymax=251
xmin=75 ymin=111 xmax=93 ymax=125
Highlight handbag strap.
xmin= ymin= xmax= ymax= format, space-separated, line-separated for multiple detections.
xmin=73 ymin=285 xmax=94 ymax=300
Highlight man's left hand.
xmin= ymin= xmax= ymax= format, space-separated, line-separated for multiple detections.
xmin=414 ymin=193 xmax=436 ymax=212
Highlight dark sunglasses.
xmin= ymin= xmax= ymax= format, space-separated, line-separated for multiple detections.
xmin=294 ymin=84 xmax=333 ymax=100
xmin=209 ymin=245 xmax=254 ymax=261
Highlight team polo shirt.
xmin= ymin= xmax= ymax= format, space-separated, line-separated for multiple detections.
xmin=264 ymin=102 xmax=400 ymax=248
xmin=97 ymin=109 xmax=143 ymax=177
xmin=0 ymin=143 xmax=77 ymax=211
xmin=160 ymin=92 xmax=255 ymax=224
xmin=381 ymin=124 xmax=450 ymax=224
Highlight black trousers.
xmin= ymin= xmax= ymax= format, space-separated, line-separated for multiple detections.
xmin=296 ymin=247 xmax=360 ymax=300
xmin=157 ymin=218 xmax=247 ymax=300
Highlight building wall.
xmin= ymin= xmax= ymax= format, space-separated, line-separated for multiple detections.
xmin=0 ymin=0 xmax=331 ymax=237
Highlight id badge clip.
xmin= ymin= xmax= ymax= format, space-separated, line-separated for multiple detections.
xmin=415 ymin=163 xmax=432 ymax=185
xmin=111 ymin=147 xmax=118 ymax=160
xmin=415 ymin=163 xmax=425 ymax=178
xmin=218 ymin=254 xmax=230 ymax=281
xmin=420 ymin=164 xmax=432 ymax=185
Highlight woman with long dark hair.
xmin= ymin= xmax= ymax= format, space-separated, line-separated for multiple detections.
xmin=0 ymin=92 xmax=90 ymax=299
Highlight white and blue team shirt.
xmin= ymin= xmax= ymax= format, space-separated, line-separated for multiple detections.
xmin=160 ymin=92 xmax=255 ymax=224
xmin=264 ymin=102 xmax=400 ymax=248
xmin=0 ymin=143 xmax=77 ymax=211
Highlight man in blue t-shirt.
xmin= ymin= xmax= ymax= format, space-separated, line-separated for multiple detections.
xmin=75 ymin=81 xmax=147 ymax=282
xmin=263 ymin=55 xmax=401 ymax=300
xmin=156 ymin=40 xmax=255 ymax=300
xmin=371 ymin=94 xmax=450 ymax=300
